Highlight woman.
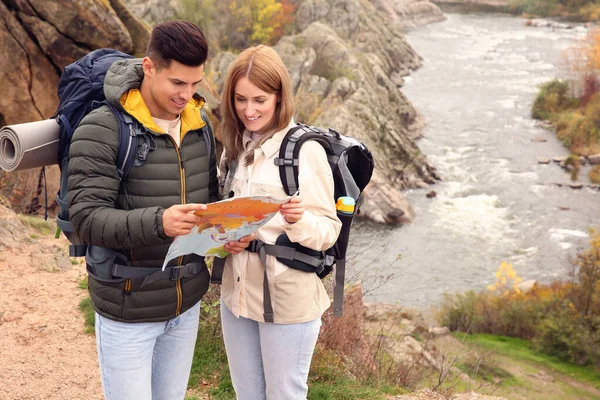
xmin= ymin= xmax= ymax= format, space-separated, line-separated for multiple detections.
xmin=218 ymin=45 xmax=342 ymax=399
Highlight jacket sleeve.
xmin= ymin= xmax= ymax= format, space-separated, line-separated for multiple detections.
xmin=284 ymin=141 xmax=342 ymax=251
xmin=67 ymin=107 xmax=168 ymax=249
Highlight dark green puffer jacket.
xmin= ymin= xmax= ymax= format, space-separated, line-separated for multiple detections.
xmin=68 ymin=59 xmax=218 ymax=322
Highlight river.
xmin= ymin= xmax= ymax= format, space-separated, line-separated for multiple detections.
xmin=351 ymin=12 xmax=599 ymax=310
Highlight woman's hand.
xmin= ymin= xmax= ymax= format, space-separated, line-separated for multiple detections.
xmin=280 ymin=196 xmax=305 ymax=224
xmin=225 ymin=233 xmax=255 ymax=254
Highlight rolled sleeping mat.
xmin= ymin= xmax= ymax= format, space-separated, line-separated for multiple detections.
xmin=0 ymin=119 xmax=60 ymax=172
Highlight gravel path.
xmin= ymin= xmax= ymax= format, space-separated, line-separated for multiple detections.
xmin=0 ymin=206 xmax=102 ymax=400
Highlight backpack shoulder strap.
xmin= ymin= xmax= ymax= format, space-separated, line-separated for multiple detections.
xmin=211 ymin=256 xmax=226 ymax=285
xmin=101 ymin=102 xmax=144 ymax=181
xmin=274 ymin=124 xmax=332 ymax=195
xmin=221 ymin=159 xmax=238 ymax=199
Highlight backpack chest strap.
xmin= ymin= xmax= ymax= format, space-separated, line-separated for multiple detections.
xmin=246 ymin=240 xmax=326 ymax=273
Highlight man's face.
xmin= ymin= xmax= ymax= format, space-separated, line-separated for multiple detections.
xmin=142 ymin=57 xmax=204 ymax=120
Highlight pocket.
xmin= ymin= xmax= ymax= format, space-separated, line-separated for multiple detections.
xmin=251 ymin=181 xmax=287 ymax=198
xmin=332 ymin=211 xmax=354 ymax=259
xmin=85 ymin=246 xmax=127 ymax=283
xmin=229 ymin=176 xmax=246 ymax=197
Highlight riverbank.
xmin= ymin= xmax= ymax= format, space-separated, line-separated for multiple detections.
xmin=532 ymin=79 xmax=600 ymax=184
xmin=433 ymin=0 xmax=600 ymax=21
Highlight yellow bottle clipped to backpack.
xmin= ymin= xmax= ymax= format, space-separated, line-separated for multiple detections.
xmin=336 ymin=196 xmax=355 ymax=215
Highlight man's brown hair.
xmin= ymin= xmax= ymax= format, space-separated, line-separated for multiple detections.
xmin=146 ymin=20 xmax=208 ymax=69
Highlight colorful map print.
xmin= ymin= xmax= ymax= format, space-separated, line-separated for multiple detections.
xmin=162 ymin=194 xmax=290 ymax=269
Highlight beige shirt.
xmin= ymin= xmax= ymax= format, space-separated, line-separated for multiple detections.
xmin=152 ymin=116 xmax=181 ymax=147
xmin=220 ymin=120 xmax=342 ymax=324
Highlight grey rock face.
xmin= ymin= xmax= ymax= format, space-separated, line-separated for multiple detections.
xmin=372 ymin=0 xmax=446 ymax=31
xmin=124 ymin=0 xmax=180 ymax=24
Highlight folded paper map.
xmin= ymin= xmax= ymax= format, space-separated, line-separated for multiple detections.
xmin=162 ymin=194 xmax=290 ymax=269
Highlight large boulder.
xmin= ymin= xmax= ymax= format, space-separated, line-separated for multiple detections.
xmin=0 ymin=0 xmax=149 ymax=215
xmin=372 ymin=0 xmax=446 ymax=31
xmin=124 ymin=0 xmax=180 ymax=25
xmin=431 ymin=0 xmax=508 ymax=9
xmin=7 ymin=0 xmax=134 ymax=70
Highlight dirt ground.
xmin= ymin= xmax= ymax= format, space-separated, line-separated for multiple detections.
xmin=0 ymin=205 xmax=103 ymax=400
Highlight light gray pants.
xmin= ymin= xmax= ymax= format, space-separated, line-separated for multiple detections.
xmin=221 ymin=303 xmax=322 ymax=400
xmin=95 ymin=301 xmax=201 ymax=400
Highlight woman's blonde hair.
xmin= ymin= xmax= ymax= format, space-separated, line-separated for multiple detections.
xmin=220 ymin=45 xmax=294 ymax=165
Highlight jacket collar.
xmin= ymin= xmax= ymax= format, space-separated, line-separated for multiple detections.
xmin=119 ymin=89 xmax=206 ymax=136
xmin=105 ymin=58 xmax=206 ymax=136
xmin=243 ymin=119 xmax=296 ymax=160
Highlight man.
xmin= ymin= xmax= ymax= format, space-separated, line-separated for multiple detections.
xmin=68 ymin=20 xmax=249 ymax=399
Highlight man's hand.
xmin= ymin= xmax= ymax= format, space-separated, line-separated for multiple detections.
xmin=280 ymin=196 xmax=305 ymax=224
xmin=225 ymin=233 xmax=256 ymax=255
xmin=163 ymin=203 xmax=207 ymax=237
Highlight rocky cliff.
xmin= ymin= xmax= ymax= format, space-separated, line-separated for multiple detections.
xmin=0 ymin=0 xmax=149 ymax=214
xmin=211 ymin=0 xmax=440 ymax=223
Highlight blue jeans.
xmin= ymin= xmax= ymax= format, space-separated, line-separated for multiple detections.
xmin=94 ymin=301 xmax=201 ymax=400
xmin=221 ymin=303 xmax=322 ymax=400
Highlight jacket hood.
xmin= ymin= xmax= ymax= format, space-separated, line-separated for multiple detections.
xmin=104 ymin=58 xmax=206 ymax=136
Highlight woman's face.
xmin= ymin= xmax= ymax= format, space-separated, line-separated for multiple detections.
xmin=234 ymin=76 xmax=279 ymax=135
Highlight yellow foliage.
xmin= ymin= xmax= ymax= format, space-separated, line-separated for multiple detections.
xmin=579 ymin=4 xmax=600 ymax=21
xmin=488 ymin=261 xmax=523 ymax=294
xmin=590 ymin=227 xmax=600 ymax=249
xmin=229 ymin=0 xmax=284 ymax=45
xmin=251 ymin=0 xmax=283 ymax=43
xmin=588 ymin=165 xmax=600 ymax=184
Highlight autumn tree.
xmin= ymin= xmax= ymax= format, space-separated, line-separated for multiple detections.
xmin=562 ymin=28 xmax=600 ymax=103
xmin=273 ymin=0 xmax=296 ymax=39
xmin=224 ymin=0 xmax=294 ymax=49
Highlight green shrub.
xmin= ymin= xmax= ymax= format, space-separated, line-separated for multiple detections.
xmin=18 ymin=215 xmax=55 ymax=236
xmin=437 ymin=290 xmax=482 ymax=332
xmin=531 ymin=79 xmax=577 ymax=121
xmin=589 ymin=165 xmax=600 ymax=183
xmin=533 ymin=305 xmax=600 ymax=365
xmin=555 ymin=109 xmax=585 ymax=149
xmin=579 ymin=3 xmax=600 ymax=20
xmin=575 ymin=92 xmax=600 ymax=152
xmin=507 ymin=0 xmax=595 ymax=18
xmin=508 ymin=0 xmax=562 ymax=17
xmin=79 ymin=297 xmax=95 ymax=334
xmin=552 ymin=91 xmax=600 ymax=154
